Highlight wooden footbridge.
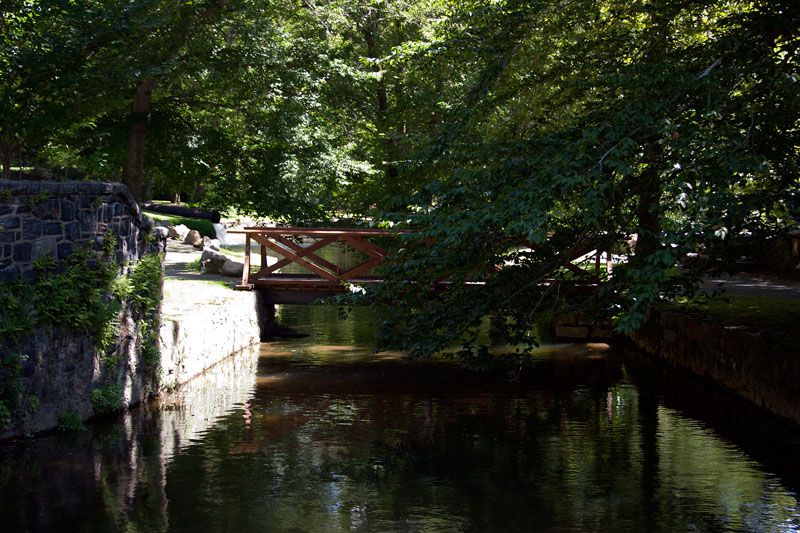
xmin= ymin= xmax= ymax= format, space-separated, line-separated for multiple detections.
xmin=229 ymin=227 xmax=400 ymax=304
xmin=228 ymin=226 xmax=610 ymax=305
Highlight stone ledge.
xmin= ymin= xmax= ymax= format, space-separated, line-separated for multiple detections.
xmin=627 ymin=307 xmax=800 ymax=425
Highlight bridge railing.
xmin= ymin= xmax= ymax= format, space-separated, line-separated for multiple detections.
xmin=228 ymin=227 xmax=402 ymax=291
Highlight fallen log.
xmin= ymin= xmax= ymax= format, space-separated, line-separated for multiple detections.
xmin=142 ymin=203 xmax=221 ymax=223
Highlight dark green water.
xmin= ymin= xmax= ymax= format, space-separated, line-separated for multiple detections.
xmin=1 ymin=305 xmax=800 ymax=532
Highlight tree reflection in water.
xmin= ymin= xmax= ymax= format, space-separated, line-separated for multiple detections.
xmin=0 ymin=305 xmax=798 ymax=532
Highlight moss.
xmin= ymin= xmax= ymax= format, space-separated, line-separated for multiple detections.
xmin=57 ymin=410 xmax=85 ymax=432
xmin=26 ymin=191 xmax=50 ymax=209
xmin=0 ymin=236 xmax=164 ymax=430
xmin=128 ymin=253 xmax=164 ymax=370
xmin=91 ymin=384 xmax=123 ymax=415
xmin=0 ymin=189 xmax=12 ymax=203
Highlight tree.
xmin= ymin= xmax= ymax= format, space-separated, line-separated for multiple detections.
xmin=355 ymin=0 xmax=800 ymax=360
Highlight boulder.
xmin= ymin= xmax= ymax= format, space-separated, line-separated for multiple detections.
xmin=220 ymin=259 xmax=244 ymax=278
xmin=170 ymin=224 xmax=190 ymax=240
xmin=200 ymin=250 xmax=227 ymax=274
xmin=153 ymin=227 xmax=169 ymax=252
xmin=201 ymin=236 xmax=221 ymax=251
xmin=184 ymin=229 xmax=202 ymax=246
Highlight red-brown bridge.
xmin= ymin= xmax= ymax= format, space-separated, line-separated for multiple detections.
xmin=228 ymin=227 xmax=609 ymax=305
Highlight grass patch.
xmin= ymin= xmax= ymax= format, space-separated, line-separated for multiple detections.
xmin=143 ymin=211 xmax=216 ymax=238
xmin=670 ymin=295 xmax=800 ymax=345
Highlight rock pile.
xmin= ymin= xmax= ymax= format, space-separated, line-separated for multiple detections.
xmin=153 ymin=220 xmax=246 ymax=277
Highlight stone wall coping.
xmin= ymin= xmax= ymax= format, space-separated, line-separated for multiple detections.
xmin=0 ymin=179 xmax=151 ymax=231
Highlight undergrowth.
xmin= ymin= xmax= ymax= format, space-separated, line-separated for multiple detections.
xmin=0 ymin=235 xmax=164 ymax=429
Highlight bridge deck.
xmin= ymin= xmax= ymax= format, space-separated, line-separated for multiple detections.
xmin=228 ymin=226 xmax=607 ymax=304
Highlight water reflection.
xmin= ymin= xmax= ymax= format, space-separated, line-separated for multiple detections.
xmin=0 ymin=305 xmax=799 ymax=532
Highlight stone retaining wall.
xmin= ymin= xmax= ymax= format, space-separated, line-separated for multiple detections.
xmin=0 ymin=180 xmax=159 ymax=439
xmin=626 ymin=307 xmax=800 ymax=425
xmin=0 ymin=180 xmax=151 ymax=281
xmin=158 ymin=279 xmax=269 ymax=391
xmin=0 ymin=180 xmax=270 ymax=440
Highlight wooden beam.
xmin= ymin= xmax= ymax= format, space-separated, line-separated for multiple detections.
xmin=251 ymin=234 xmax=339 ymax=282
xmin=250 ymin=236 xmax=336 ymax=280
xmin=340 ymin=234 xmax=387 ymax=259
xmin=339 ymin=256 xmax=381 ymax=281
xmin=272 ymin=234 xmax=340 ymax=273
xmin=236 ymin=234 xmax=252 ymax=289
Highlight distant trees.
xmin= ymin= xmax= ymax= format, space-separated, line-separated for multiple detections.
xmin=2 ymin=0 xmax=798 ymax=350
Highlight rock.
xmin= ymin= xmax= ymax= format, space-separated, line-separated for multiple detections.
xmin=202 ymin=236 xmax=221 ymax=251
xmin=184 ymin=229 xmax=202 ymax=246
xmin=220 ymin=259 xmax=244 ymax=278
xmin=200 ymin=250 xmax=227 ymax=274
xmin=153 ymin=227 xmax=169 ymax=252
xmin=170 ymin=224 xmax=190 ymax=240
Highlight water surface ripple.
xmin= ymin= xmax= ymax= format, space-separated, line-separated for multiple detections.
xmin=1 ymin=305 xmax=799 ymax=532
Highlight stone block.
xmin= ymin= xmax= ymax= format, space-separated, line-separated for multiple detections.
xmin=57 ymin=241 xmax=74 ymax=260
xmin=0 ymin=244 xmax=8 ymax=258
xmin=0 ymin=215 xmax=20 ymax=230
xmin=0 ymin=230 xmax=14 ymax=243
xmin=64 ymin=221 xmax=80 ymax=241
xmin=78 ymin=195 xmax=95 ymax=209
xmin=59 ymin=182 xmax=78 ymax=194
xmin=78 ymin=182 xmax=113 ymax=194
xmin=119 ymin=217 xmax=131 ymax=237
xmin=32 ymin=199 xmax=59 ymax=219
xmin=0 ymin=205 xmax=13 ymax=216
xmin=78 ymin=210 xmax=93 ymax=233
xmin=113 ymin=203 xmax=128 ymax=217
xmin=43 ymin=221 xmax=63 ymax=236
xmin=32 ymin=236 xmax=58 ymax=261
xmin=13 ymin=241 xmax=32 ymax=262
xmin=0 ymin=181 xmax=31 ymax=193
xmin=22 ymin=218 xmax=42 ymax=239
xmin=59 ymin=200 xmax=75 ymax=220
xmin=0 ymin=263 xmax=20 ymax=282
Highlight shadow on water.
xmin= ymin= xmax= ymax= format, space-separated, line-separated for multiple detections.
xmin=0 ymin=304 xmax=799 ymax=532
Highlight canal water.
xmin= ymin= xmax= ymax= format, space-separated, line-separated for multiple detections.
xmin=1 ymin=305 xmax=800 ymax=532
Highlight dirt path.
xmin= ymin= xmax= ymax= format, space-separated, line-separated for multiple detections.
xmin=704 ymin=273 xmax=800 ymax=300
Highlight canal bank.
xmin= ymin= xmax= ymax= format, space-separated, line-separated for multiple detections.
xmin=626 ymin=305 xmax=800 ymax=426
xmin=2 ymin=304 xmax=799 ymax=531
xmin=157 ymin=241 xmax=271 ymax=392
xmin=0 ymin=180 xmax=271 ymax=439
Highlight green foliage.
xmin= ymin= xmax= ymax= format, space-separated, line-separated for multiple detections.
xmin=56 ymin=410 xmax=85 ymax=433
xmin=91 ymin=384 xmax=123 ymax=415
xmin=143 ymin=211 xmax=215 ymax=238
xmin=127 ymin=253 xmax=164 ymax=369
xmin=2 ymin=0 xmax=797 ymax=362
xmin=352 ymin=0 xmax=800 ymax=359
xmin=0 ymin=237 xmax=163 ymax=428
xmin=0 ymin=245 xmax=119 ymax=348
xmin=26 ymin=191 xmax=50 ymax=209
xmin=0 ymin=189 xmax=11 ymax=202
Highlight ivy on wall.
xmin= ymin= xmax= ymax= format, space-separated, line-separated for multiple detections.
xmin=0 ymin=235 xmax=163 ymax=429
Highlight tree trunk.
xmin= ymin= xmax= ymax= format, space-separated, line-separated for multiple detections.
xmin=635 ymin=168 xmax=661 ymax=259
xmin=361 ymin=11 xmax=398 ymax=182
xmin=1 ymin=153 xmax=10 ymax=180
xmin=123 ymin=78 xmax=158 ymax=202
xmin=0 ymin=140 xmax=14 ymax=180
